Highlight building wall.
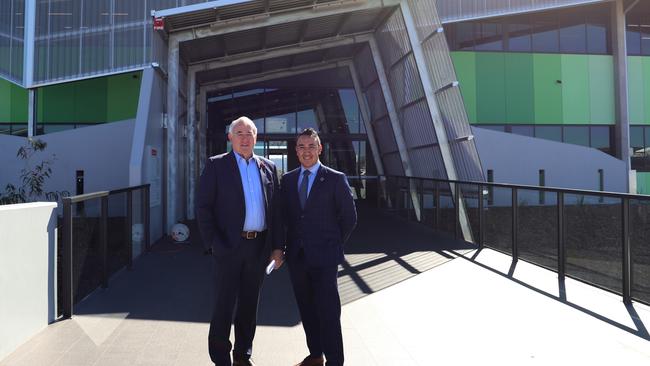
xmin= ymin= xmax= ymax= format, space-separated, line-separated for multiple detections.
xmin=473 ymin=127 xmax=627 ymax=192
xmin=452 ymin=52 xmax=615 ymax=125
xmin=0 ymin=120 xmax=135 ymax=199
xmin=0 ymin=202 xmax=57 ymax=361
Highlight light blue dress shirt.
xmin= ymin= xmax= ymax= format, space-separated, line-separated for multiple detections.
xmin=298 ymin=161 xmax=321 ymax=198
xmin=235 ymin=153 xmax=266 ymax=231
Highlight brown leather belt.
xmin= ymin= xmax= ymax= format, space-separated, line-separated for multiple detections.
xmin=241 ymin=230 xmax=265 ymax=239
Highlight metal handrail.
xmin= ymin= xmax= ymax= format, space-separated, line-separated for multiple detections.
xmin=382 ymin=174 xmax=650 ymax=200
xmin=376 ymin=175 xmax=649 ymax=307
xmin=60 ymin=184 xmax=150 ymax=319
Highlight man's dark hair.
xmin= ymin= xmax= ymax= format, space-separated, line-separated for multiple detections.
xmin=297 ymin=128 xmax=321 ymax=145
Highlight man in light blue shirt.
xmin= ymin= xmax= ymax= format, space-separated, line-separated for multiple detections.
xmin=197 ymin=116 xmax=280 ymax=366
xmin=234 ymin=152 xmax=266 ymax=232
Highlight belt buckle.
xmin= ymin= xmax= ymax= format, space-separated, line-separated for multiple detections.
xmin=245 ymin=231 xmax=257 ymax=239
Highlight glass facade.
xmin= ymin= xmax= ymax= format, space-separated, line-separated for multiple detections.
xmin=626 ymin=2 xmax=650 ymax=56
xmin=208 ymin=85 xmax=368 ymax=177
xmin=476 ymin=124 xmax=614 ymax=155
xmin=631 ymin=125 xmax=650 ymax=172
xmin=444 ymin=4 xmax=612 ymax=55
xmin=0 ymin=0 xmax=25 ymax=84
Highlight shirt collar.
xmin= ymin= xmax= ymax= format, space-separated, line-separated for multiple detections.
xmin=300 ymin=161 xmax=321 ymax=176
xmin=234 ymin=152 xmax=256 ymax=166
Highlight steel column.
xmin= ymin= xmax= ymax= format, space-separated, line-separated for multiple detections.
xmin=400 ymin=0 xmax=473 ymax=239
xmin=187 ymin=68 xmax=197 ymax=220
xmin=166 ymin=35 xmax=180 ymax=233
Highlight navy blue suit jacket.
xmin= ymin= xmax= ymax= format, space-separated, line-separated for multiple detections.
xmin=277 ymin=164 xmax=357 ymax=268
xmin=197 ymin=151 xmax=279 ymax=257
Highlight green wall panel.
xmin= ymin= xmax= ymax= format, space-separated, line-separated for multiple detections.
xmin=10 ymin=83 xmax=28 ymax=122
xmin=106 ymin=72 xmax=141 ymax=122
xmin=589 ymin=56 xmax=615 ymax=125
xmin=643 ymin=57 xmax=650 ymax=125
xmin=476 ymin=52 xmax=506 ymax=123
xmin=74 ymin=77 xmax=107 ymax=123
xmin=0 ymin=78 xmax=28 ymax=123
xmin=561 ymin=55 xmax=590 ymax=124
xmin=0 ymin=79 xmax=11 ymax=122
xmin=451 ymin=52 xmax=477 ymax=123
xmin=40 ymin=83 xmax=75 ymax=123
xmin=628 ymin=57 xmax=645 ymax=124
xmin=505 ymin=53 xmax=534 ymax=124
xmin=37 ymin=71 xmax=141 ymax=124
xmin=637 ymin=172 xmax=650 ymax=195
xmin=533 ymin=54 xmax=563 ymax=124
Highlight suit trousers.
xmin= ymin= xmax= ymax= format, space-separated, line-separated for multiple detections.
xmin=208 ymin=234 xmax=267 ymax=366
xmin=288 ymin=253 xmax=344 ymax=366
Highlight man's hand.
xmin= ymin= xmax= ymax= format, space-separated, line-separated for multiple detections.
xmin=270 ymin=249 xmax=284 ymax=269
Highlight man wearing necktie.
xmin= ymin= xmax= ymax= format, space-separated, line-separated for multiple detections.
xmin=197 ymin=117 xmax=280 ymax=366
xmin=272 ymin=128 xmax=357 ymax=366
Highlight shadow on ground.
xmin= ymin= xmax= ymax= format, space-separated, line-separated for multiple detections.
xmin=74 ymin=200 xmax=474 ymax=327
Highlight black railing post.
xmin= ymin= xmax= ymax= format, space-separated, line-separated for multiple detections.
xmin=62 ymin=198 xmax=73 ymax=319
xmin=144 ymin=185 xmax=151 ymax=252
xmin=622 ymin=197 xmax=631 ymax=304
xmin=512 ymin=188 xmax=518 ymax=260
xmin=406 ymin=178 xmax=412 ymax=222
xmin=435 ymin=180 xmax=440 ymax=231
xmin=454 ymin=183 xmax=460 ymax=239
xmin=101 ymin=196 xmax=108 ymax=289
xmin=478 ymin=184 xmax=484 ymax=248
xmin=419 ymin=178 xmax=423 ymax=223
xmin=127 ymin=190 xmax=133 ymax=270
xmin=376 ymin=177 xmax=381 ymax=209
xmin=558 ymin=192 xmax=566 ymax=283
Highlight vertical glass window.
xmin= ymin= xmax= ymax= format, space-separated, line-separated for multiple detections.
xmin=590 ymin=126 xmax=611 ymax=153
xmin=627 ymin=13 xmax=642 ymax=55
xmin=641 ymin=12 xmax=650 ymax=56
xmin=564 ymin=126 xmax=589 ymax=147
xmin=630 ymin=126 xmax=645 ymax=170
xmin=535 ymin=126 xmax=562 ymax=142
xmin=339 ymin=89 xmax=360 ymax=134
xmin=559 ymin=10 xmax=587 ymax=53
xmin=507 ymin=15 xmax=532 ymax=52
xmin=475 ymin=19 xmax=504 ymax=51
xmin=532 ymin=13 xmax=559 ymax=53
xmin=297 ymin=109 xmax=318 ymax=132
xmin=444 ymin=24 xmax=456 ymax=50
xmin=510 ymin=125 xmax=534 ymax=137
xmin=456 ymin=22 xmax=476 ymax=51
xmin=586 ymin=5 xmax=610 ymax=54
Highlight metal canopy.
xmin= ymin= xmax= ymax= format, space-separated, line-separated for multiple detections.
xmin=195 ymin=43 xmax=362 ymax=85
xmin=155 ymin=0 xmax=375 ymax=33
xmin=180 ymin=6 xmax=392 ymax=65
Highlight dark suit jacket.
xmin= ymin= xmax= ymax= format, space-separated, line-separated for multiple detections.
xmin=277 ymin=164 xmax=357 ymax=268
xmin=197 ymin=151 xmax=279 ymax=257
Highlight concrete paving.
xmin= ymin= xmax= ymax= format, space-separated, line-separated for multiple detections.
xmin=2 ymin=204 xmax=650 ymax=365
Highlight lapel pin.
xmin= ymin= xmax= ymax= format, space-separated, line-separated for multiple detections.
xmin=320 ymin=177 xmax=325 ymax=182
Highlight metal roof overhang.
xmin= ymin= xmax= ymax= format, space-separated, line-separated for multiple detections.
xmin=156 ymin=0 xmax=397 ymax=90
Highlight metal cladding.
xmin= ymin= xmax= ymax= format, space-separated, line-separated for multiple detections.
xmin=0 ymin=0 xmax=25 ymax=84
xmin=353 ymin=43 xmax=403 ymax=176
xmin=435 ymin=0 xmax=610 ymax=23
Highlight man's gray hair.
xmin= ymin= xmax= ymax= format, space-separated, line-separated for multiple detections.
xmin=228 ymin=116 xmax=258 ymax=135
